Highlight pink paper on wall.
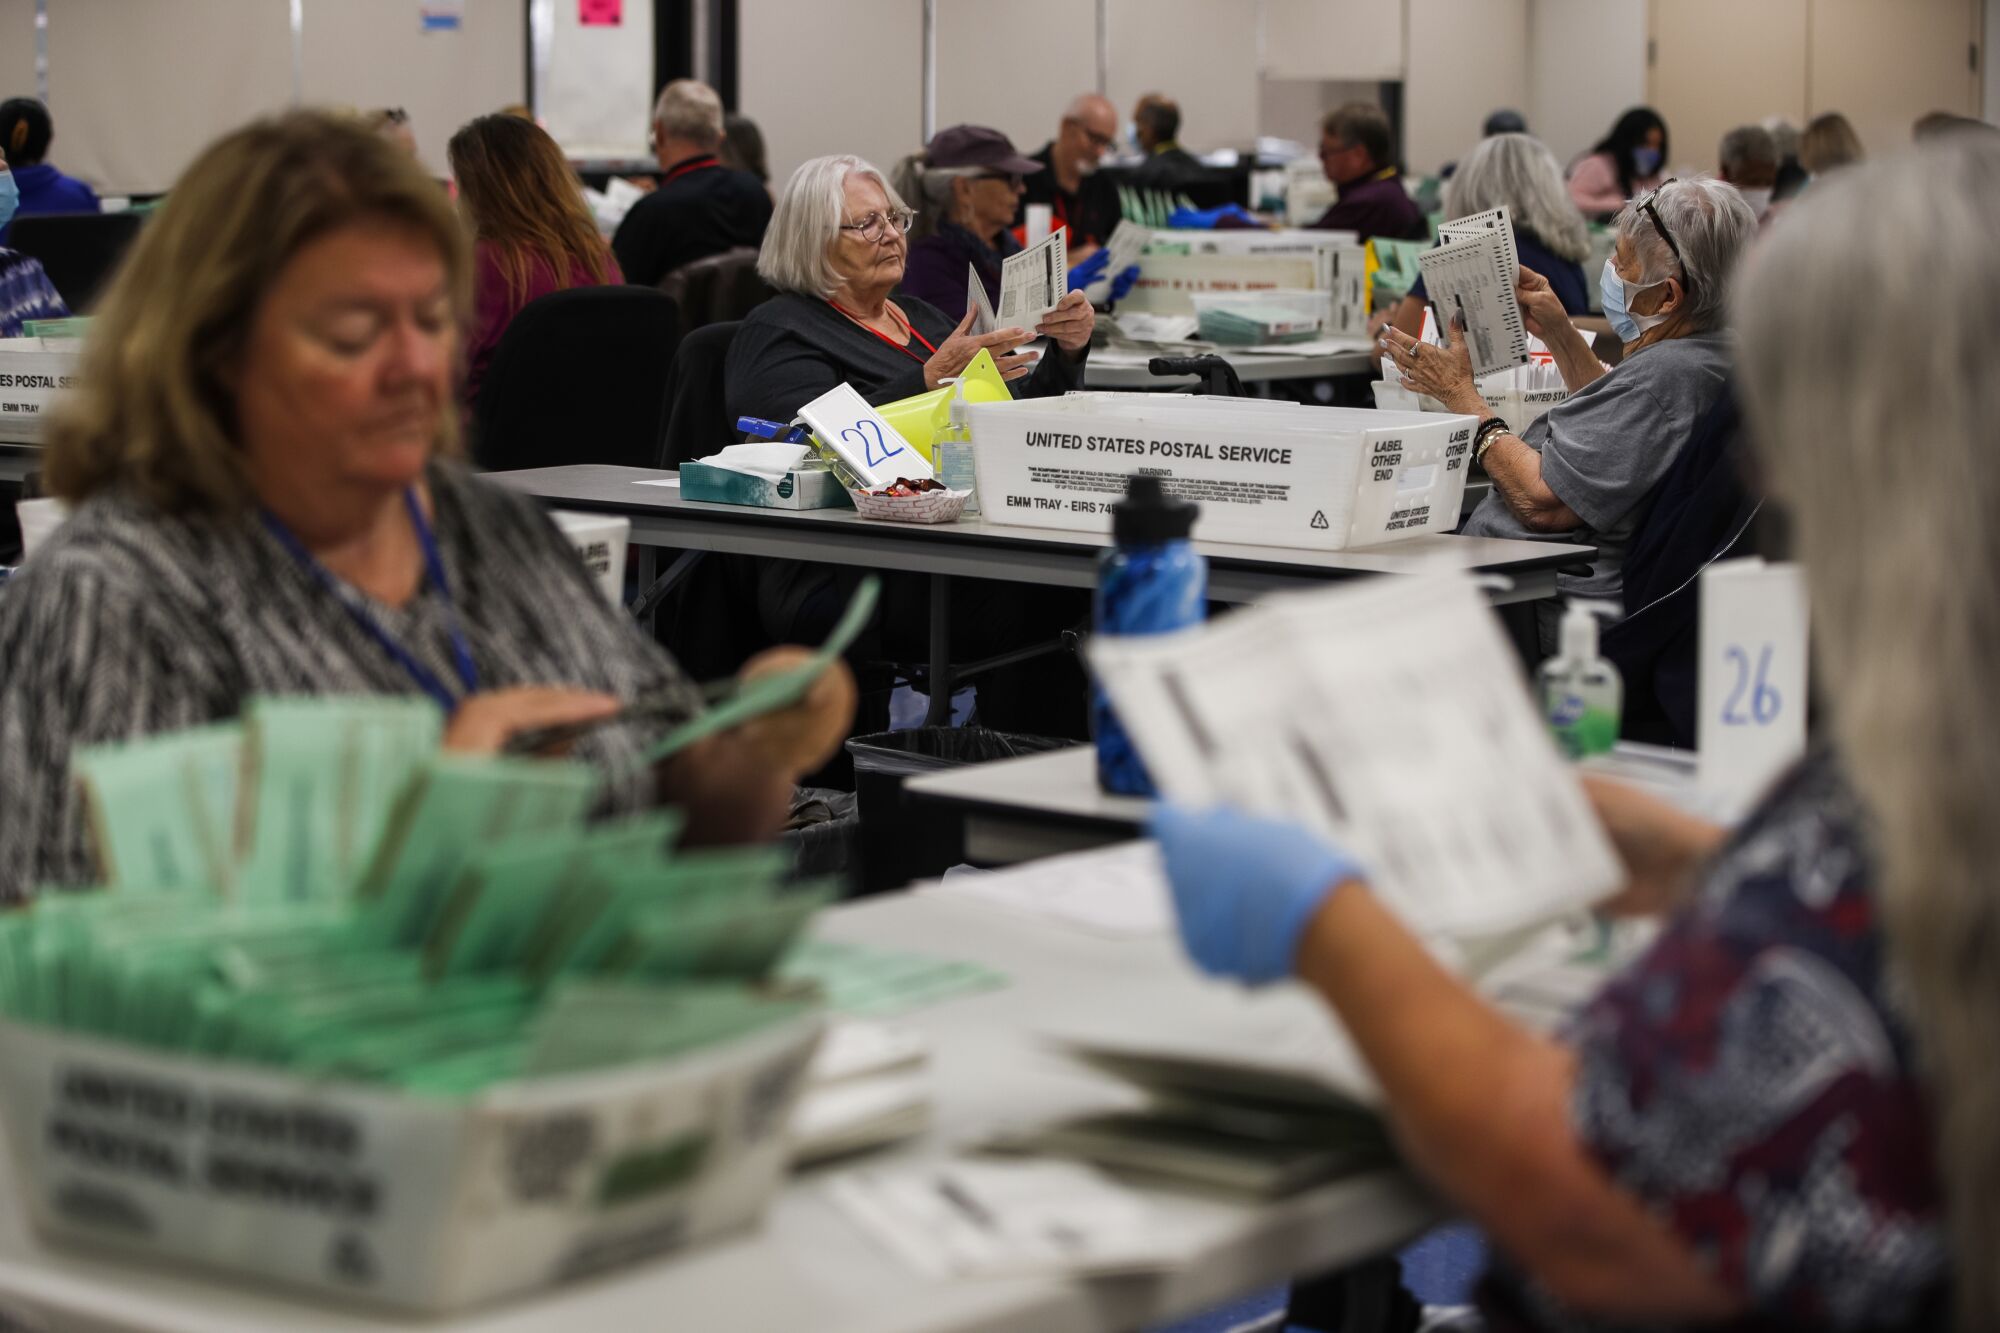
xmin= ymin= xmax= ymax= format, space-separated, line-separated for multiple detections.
xmin=579 ymin=0 xmax=622 ymax=25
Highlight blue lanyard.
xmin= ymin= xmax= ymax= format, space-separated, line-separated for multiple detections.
xmin=260 ymin=488 xmax=480 ymax=712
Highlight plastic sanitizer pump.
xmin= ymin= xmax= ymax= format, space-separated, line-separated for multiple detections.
xmin=1537 ymin=599 xmax=1623 ymax=759
xmin=933 ymin=376 xmax=979 ymax=514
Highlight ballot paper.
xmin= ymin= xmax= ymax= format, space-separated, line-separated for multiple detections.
xmin=1087 ymin=574 xmax=1622 ymax=938
xmin=969 ymin=228 xmax=1068 ymax=335
xmin=72 ymin=723 xmax=245 ymax=892
xmin=1415 ymin=205 xmax=1529 ymax=378
xmin=829 ymin=1157 xmax=1209 ymax=1278
xmin=1082 ymin=219 xmax=1152 ymax=304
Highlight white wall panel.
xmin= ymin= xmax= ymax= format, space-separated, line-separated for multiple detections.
xmin=936 ymin=0 xmax=1098 ymax=160
xmin=1406 ymin=0 xmax=1529 ymax=174
xmin=0 ymin=0 xmax=37 ymax=109
xmin=738 ymin=0 xmax=923 ymax=189
xmin=301 ymin=0 xmax=526 ymax=177
xmin=46 ymin=0 xmax=294 ymax=195
xmin=1527 ymin=0 xmax=1646 ymax=170
xmin=1261 ymin=0 xmax=1403 ymax=81
xmin=1106 ymin=0 xmax=1260 ymax=151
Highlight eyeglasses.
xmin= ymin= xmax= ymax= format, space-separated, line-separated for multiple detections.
xmin=1066 ymin=119 xmax=1115 ymax=152
xmin=839 ymin=208 xmax=917 ymax=243
xmin=1637 ymin=178 xmax=1692 ymax=294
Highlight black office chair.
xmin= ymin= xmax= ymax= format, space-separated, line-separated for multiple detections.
xmin=471 ymin=286 xmax=681 ymax=472
xmin=6 ymin=212 xmax=146 ymax=312
xmin=657 ymin=248 xmax=774 ymax=342
xmin=659 ymin=320 xmax=741 ymax=469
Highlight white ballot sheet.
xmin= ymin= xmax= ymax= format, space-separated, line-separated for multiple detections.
xmin=1416 ymin=205 xmax=1529 ymax=378
xmin=971 ymin=228 xmax=1069 ymax=335
xmin=1088 ymin=574 xmax=1621 ymax=938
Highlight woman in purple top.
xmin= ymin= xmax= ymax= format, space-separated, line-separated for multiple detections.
xmin=447 ymin=114 xmax=622 ymax=406
xmin=890 ymin=124 xmax=1041 ymax=323
xmin=0 ymin=99 xmax=99 ymax=244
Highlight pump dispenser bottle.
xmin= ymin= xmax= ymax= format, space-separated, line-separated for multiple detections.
xmin=933 ymin=377 xmax=978 ymax=513
xmin=1537 ymin=601 xmax=1623 ymax=758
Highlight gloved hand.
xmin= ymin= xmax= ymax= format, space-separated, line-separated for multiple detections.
xmin=1068 ymin=248 xmax=1111 ymax=292
xmin=1108 ymin=264 xmax=1141 ymax=302
xmin=1149 ymin=805 xmax=1364 ymax=985
xmin=1165 ymin=203 xmax=1262 ymax=230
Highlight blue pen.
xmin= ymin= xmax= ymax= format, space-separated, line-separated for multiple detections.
xmin=735 ymin=416 xmax=809 ymax=443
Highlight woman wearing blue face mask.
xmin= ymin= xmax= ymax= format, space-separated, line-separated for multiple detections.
xmin=1384 ymin=177 xmax=1755 ymax=654
xmin=1568 ymin=107 xmax=1669 ymax=222
xmin=0 ymin=147 xmax=70 ymax=338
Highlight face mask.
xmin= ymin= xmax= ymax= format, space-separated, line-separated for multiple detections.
xmin=1600 ymin=259 xmax=1671 ymax=344
xmin=1738 ymin=186 xmax=1771 ymax=217
xmin=0 ymin=170 xmax=16 ymax=232
xmin=1632 ymin=146 xmax=1663 ymax=178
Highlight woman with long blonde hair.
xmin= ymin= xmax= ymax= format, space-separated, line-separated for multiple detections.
xmin=447 ymin=113 xmax=621 ymax=404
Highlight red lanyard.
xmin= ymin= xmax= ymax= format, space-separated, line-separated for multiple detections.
xmin=660 ymin=154 xmax=721 ymax=185
xmin=826 ymin=300 xmax=937 ymax=364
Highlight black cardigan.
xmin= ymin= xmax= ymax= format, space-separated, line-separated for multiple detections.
xmin=724 ymin=290 xmax=1086 ymax=427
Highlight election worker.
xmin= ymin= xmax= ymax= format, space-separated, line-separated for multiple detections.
xmin=1016 ymin=93 xmax=1123 ymax=253
xmin=1386 ymin=177 xmax=1753 ymax=653
xmin=0 ymin=97 xmax=99 ymax=243
xmin=1567 ymin=107 xmax=1668 ymax=222
xmin=1385 ymin=133 xmax=1590 ymax=340
xmin=0 ymin=112 xmax=855 ymax=901
xmin=448 ymin=112 xmax=624 ymax=406
xmin=893 ymin=124 xmax=1042 ymax=324
xmin=1312 ymin=102 xmax=1428 ymax=243
xmin=725 ymin=153 xmax=1093 ymax=735
xmin=611 ymin=79 xmax=772 ymax=288
xmin=1149 ymin=139 xmax=1989 ymax=1333
xmin=0 ymin=144 xmax=69 ymax=336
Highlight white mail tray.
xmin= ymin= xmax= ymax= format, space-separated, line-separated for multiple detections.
xmin=968 ymin=394 xmax=1475 ymax=550
xmin=0 ymin=338 xmax=83 ymax=444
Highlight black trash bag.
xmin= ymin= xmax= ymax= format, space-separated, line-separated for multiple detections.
xmin=845 ymin=729 xmax=1079 ymax=894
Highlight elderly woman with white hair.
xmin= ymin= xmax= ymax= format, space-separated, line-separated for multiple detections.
xmin=1385 ymin=133 xmax=1592 ymax=339
xmin=1387 ymin=176 xmax=1755 ymax=652
xmin=1152 ymin=143 xmax=1981 ymax=1333
xmin=725 ymin=155 xmax=1095 ymax=735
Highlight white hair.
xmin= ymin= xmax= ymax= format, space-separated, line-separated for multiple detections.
xmin=1717 ymin=124 xmax=1778 ymax=174
xmin=1611 ymin=175 xmax=1756 ymax=333
xmin=1442 ymin=133 xmax=1590 ymax=263
xmin=757 ymin=154 xmax=907 ymax=298
xmin=1736 ymin=139 xmax=2000 ymax=1333
xmin=652 ymin=79 xmax=723 ymax=150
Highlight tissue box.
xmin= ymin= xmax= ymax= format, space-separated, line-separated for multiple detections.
xmin=680 ymin=462 xmax=852 ymax=511
xmin=0 ymin=1014 xmax=822 ymax=1314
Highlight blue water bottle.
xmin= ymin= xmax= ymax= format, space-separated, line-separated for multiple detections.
xmin=1094 ymin=475 xmax=1207 ymax=795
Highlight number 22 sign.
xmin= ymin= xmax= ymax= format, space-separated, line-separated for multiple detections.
xmin=796 ymin=382 xmax=934 ymax=491
xmin=1698 ymin=559 xmax=1809 ymax=806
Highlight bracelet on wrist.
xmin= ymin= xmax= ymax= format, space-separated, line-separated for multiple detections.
xmin=1472 ymin=416 xmax=1511 ymax=468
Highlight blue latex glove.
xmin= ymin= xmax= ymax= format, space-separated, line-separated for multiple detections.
xmin=1068 ymin=248 xmax=1111 ymax=292
xmin=1109 ymin=264 xmax=1141 ymax=302
xmin=1149 ymin=805 xmax=1364 ymax=985
xmin=1165 ymin=203 xmax=1261 ymax=230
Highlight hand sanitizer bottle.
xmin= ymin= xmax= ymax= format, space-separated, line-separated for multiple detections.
xmin=1095 ymin=476 xmax=1206 ymax=794
xmin=933 ymin=377 xmax=979 ymax=514
xmin=1537 ymin=600 xmax=1623 ymax=759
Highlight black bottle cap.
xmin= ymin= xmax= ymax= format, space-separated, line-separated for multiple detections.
xmin=1112 ymin=474 xmax=1198 ymax=544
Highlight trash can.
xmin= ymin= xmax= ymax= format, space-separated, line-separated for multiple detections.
xmin=846 ymin=729 xmax=1079 ymax=894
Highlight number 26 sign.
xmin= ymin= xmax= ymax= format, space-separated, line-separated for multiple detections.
xmin=1698 ymin=559 xmax=1809 ymax=805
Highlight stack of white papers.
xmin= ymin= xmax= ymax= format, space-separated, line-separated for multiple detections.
xmin=789 ymin=1019 xmax=931 ymax=1164
xmin=1088 ymin=573 xmax=1623 ymax=939
xmin=1415 ymin=206 xmax=1529 ymax=378
xmin=829 ymin=1158 xmax=1211 ymax=1278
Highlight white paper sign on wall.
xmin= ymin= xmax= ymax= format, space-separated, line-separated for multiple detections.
xmin=1698 ymin=558 xmax=1810 ymax=807
xmin=796 ymin=383 xmax=934 ymax=491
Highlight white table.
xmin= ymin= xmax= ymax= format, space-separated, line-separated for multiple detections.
xmin=1083 ymin=342 xmax=1375 ymax=391
xmin=908 ymin=743 xmax=1718 ymax=867
xmin=0 ymin=892 xmax=1437 ymax=1333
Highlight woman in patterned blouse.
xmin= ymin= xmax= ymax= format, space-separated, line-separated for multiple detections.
xmin=0 ymin=112 xmax=854 ymax=900
xmin=1152 ymin=142 xmax=2000 ymax=1332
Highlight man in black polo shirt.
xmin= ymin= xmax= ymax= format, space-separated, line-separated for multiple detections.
xmin=612 ymin=79 xmax=773 ymax=288
xmin=1015 ymin=92 xmax=1123 ymax=254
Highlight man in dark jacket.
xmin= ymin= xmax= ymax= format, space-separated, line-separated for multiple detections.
xmin=612 ymin=79 xmax=773 ymax=288
xmin=1015 ymin=93 xmax=1123 ymax=252
xmin=1312 ymin=102 xmax=1428 ymax=242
